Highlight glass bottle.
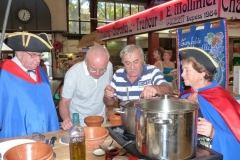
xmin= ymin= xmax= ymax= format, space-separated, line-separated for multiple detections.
xmin=69 ymin=113 xmax=86 ymax=160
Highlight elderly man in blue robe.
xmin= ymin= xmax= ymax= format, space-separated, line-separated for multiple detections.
xmin=0 ymin=32 xmax=59 ymax=138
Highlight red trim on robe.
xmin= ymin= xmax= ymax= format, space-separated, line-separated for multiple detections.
xmin=180 ymin=87 xmax=240 ymax=142
xmin=0 ymin=59 xmax=42 ymax=84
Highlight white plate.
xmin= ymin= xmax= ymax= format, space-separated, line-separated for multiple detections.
xmin=93 ymin=148 xmax=105 ymax=156
xmin=59 ymin=134 xmax=69 ymax=145
xmin=0 ymin=139 xmax=36 ymax=159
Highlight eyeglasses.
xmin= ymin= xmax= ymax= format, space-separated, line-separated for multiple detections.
xmin=25 ymin=52 xmax=43 ymax=58
xmin=86 ymin=61 xmax=107 ymax=73
xmin=89 ymin=67 xmax=107 ymax=73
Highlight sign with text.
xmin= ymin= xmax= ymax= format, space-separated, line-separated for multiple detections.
xmin=177 ymin=19 xmax=228 ymax=93
xmin=220 ymin=0 xmax=240 ymax=19
xmin=97 ymin=0 xmax=240 ymax=40
xmin=98 ymin=0 xmax=219 ymax=40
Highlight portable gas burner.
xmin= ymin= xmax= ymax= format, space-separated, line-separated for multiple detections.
xmin=106 ymin=126 xmax=223 ymax=160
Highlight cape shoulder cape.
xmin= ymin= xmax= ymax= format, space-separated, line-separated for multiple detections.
xmin=0 ymin=59 xmax=59 ymax=138
xmin=180 ymin=85 xmax=240 ymax=142
xmin=0 ymin=59 xmax=41 ymax=84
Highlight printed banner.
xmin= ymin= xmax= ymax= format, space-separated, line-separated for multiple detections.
xmin=177 ymin=19 xmax=228 ymax=93
xmin=98 ymin=0 xmax=219 ymax=40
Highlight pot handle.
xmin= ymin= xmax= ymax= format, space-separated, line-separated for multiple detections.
xmin=149 ymin=117 xmax=172 ymax=125
xmin=113 ymin=108 xmax=125 ymax=114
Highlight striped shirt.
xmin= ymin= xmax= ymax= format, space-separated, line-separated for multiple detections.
xmin=111 ymin=64 xmax=167 ymax=101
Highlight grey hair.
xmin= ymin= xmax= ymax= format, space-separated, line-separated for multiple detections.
xmin=85 ymin=45 xmax=110 ymax=60
xmin=120 ymin=44 xmax=144 ymax=63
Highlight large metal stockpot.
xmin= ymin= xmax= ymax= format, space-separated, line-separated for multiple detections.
xmin=135 ymin=95 xmax=199 ymax=160
xmin=113 ymin=100 xmax=136 ymax=134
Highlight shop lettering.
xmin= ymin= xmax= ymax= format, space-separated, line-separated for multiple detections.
xmin=187 ymin=14 xmax=202 ymax=22
xmin=112 ymin=23 xmax=132 ymax=36
xmin=203 ymin=10 xmax=218 ymax=18
xmin=136 ymin=16 xmax=158 ymax=30
xmin=99 ymin=30 xmax=111 ymax=39
xmin=180 ymin=37 xmax=202 ymax=47
xmin=200 ymin=43 xmax=211 ymax=51
xmin=166 ymin=15 xmax=185 ymax=26
xmin=222 ymin=0 xmax=240 ymax=13
xmin=166 ymin=0 xmax=216 ymax=17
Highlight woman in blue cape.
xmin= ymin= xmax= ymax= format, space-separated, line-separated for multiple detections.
xmin=0 ymin=32 xmax=59 ymax=138
xmin=179 ymin=47 xmax=240 ymax=160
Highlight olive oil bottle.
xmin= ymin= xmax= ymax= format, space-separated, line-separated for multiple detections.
xmin=69 ymin=113 xmax=86 ymax=160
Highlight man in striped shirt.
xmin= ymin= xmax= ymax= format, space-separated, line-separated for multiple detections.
xmin=104 ymin=44 xmax=172 ymax=105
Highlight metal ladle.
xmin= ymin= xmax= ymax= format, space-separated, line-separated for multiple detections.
xmin=119 ymin=140 xmax=132 ymax=150
xmin=108 ymin=140 xmax=132 ymax=151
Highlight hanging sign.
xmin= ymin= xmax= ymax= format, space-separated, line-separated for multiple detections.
xmin=98 ymin=0 xmax=240 ymax=41
xmin=97 ymin=0 xmax=219 ymax=40
xmin=177 ymin=19 xmax=228 ymax=93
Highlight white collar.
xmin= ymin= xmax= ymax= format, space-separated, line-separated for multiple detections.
xmin=12 ymin=56 xmax=29 ymax=72
xmin=11 ymin=56 xmax=37 ymax=81
xmin=83 ymin=60 xmax=98 ymax=82
xmin=83 ymin=60 xmax=90 ymax=76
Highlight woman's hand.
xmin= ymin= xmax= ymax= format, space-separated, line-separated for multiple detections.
xmin=198 ymin=118 xmax=214 ymax=138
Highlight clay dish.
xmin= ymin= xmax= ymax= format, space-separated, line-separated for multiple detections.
xmin=84 ymin=127 xmax=109 ymax=151
xmin=84 ymin=116 xmax=104 ymax=127
xmin=108 ymin=114 xmax=122 ymax=126
xmin=3 ymin=142 xmax=54 ymax=160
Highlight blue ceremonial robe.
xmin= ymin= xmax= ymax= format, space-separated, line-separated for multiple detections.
xmin=0 ymin=60 xmax=60 ymax=138
xmin=180 ymin=81 xmax=240 ymax=160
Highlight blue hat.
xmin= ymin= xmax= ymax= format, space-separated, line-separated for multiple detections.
xmin=179 ymin=47 xmax=219 ymax=74
xmin=4 ymin=32 xmax=53 ymax=52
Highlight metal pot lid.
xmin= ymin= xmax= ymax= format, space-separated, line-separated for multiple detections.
xmin=135 ymin=94 xmax=199 ymax=113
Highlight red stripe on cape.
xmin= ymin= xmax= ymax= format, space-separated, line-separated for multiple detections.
xmin=180 ymin=87 xmax=240 ymax=142
xmin=0 ymin=59 xmax=42 ymax=84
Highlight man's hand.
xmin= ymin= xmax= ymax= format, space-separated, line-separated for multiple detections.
xmin=141 ymin=83 xmax=173 ymax=99
xmin=61 ymin=117 xmax=73 ymax=130
xmin=103 ymin=85 xmax=115 ymax=106
xmin=141 ymin=86 xmax=158 ymax=99
xmin=104 ymin=85 xmax=114 ymax=99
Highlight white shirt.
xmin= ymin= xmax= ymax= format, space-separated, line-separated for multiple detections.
xmin=12 ymin=56 xmax=37 ymax=81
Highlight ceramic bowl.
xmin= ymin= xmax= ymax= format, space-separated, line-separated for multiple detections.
xmin=3 ymin=142 xmax=54 ymax=160
xmin=84 ymin=116 xmax=104 ymax=127
xmin=108 ymin=114 xmax=122 ymax=126
xmin=84 ymin=127 xmax=109 ymax=151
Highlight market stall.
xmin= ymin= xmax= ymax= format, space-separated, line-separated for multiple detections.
xmin=96 ymin=0 xmax=240 ymax=91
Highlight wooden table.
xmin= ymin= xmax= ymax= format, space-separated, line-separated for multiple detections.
xmin=0 ymin=123 xmax=127 ymax=160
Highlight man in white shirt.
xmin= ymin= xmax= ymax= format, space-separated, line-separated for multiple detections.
xmin=59 ymin=45 xmax=113 ymax=129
